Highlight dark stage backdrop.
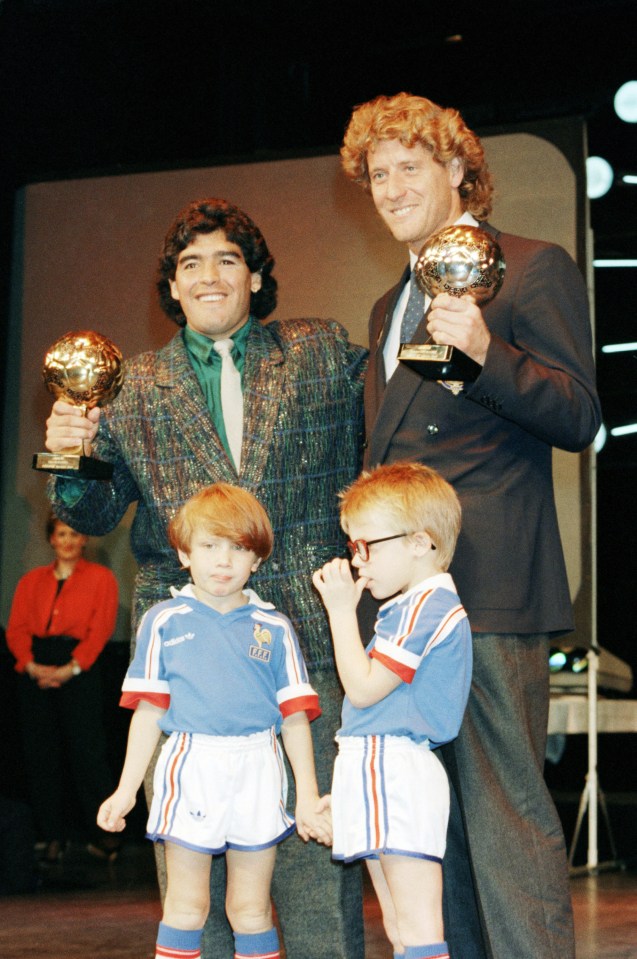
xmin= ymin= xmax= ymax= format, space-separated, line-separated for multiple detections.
xmin=1 ymin=123 xmax=595 ymax=651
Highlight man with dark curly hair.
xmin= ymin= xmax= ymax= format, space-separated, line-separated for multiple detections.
xmin=341 ymin=93 xmax=601 ymax=959
xmin=44 ymin=197 xmax=367 ymax=959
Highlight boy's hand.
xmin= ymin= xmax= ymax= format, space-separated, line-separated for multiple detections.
xmin=97 ymin=788 xmax=136 ymax=832
xmin=312 ymin=558 xmax=367 ymax=614
xmin=294 ymin=793 xmax=332 ymax=846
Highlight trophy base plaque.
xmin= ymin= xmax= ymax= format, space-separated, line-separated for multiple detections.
xmin=32 ymin=452 xmax=114 ymax=480
xmin=398 ymin=343 xmax=482 ymax=382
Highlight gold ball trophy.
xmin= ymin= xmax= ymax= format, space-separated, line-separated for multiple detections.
xmin=398 ymin=224 xmax=506 ymax=383
xmin=32 ymin=330 xmax=124 ymax=480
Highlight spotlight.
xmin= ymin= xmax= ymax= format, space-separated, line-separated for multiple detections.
xmin=601 ymin=342 xmax=637 ymax=352
xmin=586 ymin=156 xmax=614 ymax=198
xmin=594 ymin=259 xmax=637 ymax=267
xmin=614 ymin=81 xmax=637 ymax=123
xmin=549 ymin=646 xmax=589 ymax=675
xmin=549 ymin=646 xmax=633 ymax=693
xmin=610 ymin=423 xmax=637 ymax=437
xmin=593 ymin=423 xmax=607 ymax=453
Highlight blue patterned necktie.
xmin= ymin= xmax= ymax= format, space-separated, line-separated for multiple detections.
xmin=400 ymin=272 xmax=426 ymax=343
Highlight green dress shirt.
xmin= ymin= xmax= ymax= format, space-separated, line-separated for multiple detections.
xmin=182 ymin=318 xmax=252 ymax=463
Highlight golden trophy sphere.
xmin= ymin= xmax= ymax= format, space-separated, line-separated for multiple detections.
xmin=42 ymin=330 xmax=124 ymax=408
xmin=399 ymin=226 xmax=506 ymax=385
xmin=414 ymin=225 xmax=506 ymax=305
xmin=33 ymin=330 xmax=124 ymax=480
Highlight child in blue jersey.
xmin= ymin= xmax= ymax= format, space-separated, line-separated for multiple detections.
xmin=98 ymin=483 xmax=330 ymax=959
xmin=313 ymin=462 xmax=472 ymax=959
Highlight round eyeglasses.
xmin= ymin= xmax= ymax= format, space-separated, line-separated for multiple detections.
xmin=346 ymin=533 xmax=409 ymax=562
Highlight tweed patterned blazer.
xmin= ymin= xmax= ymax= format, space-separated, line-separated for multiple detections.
xmin=50 ymin=319 xmax=366 ymax=667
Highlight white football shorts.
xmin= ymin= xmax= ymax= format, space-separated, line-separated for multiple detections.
xmin=331 ymin=734 xmax=449 ymax=863
xmin=147 ymin=728 xmax=295 ymax=854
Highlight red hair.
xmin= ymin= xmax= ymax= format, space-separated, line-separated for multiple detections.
xmin=169 ymin=483 xmax=273 ymax=561
xmin=339 ymin=461 xmax=461 ymax=572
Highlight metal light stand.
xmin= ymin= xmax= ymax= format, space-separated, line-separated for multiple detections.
xmin=567 ymin=647 xmax=623 ymax=875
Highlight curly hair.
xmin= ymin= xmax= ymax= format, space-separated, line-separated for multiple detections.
xmin=157 ymin=198 xmax=278 ymax=326
xmin=341 ymin=92 xmax=493 ymax=219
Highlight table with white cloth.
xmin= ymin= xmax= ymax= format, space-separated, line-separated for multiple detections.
xmin=549 ymin=694 xmax=637 ymax=734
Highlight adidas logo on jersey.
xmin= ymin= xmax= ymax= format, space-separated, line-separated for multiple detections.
xmin=164 ymin=632 xmax=195 ymax=647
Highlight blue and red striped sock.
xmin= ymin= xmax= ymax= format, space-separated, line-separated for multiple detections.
xmin=233 ymin=927 xmax=280 ymax=958
xmin=155 ymin=922 xmax=203 ymax=959
xmin=404 ymin=944 xmax=450 ymax=959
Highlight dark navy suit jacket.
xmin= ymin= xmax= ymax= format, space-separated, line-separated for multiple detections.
xmin=364 ymin=222 xmax=601 ymax=635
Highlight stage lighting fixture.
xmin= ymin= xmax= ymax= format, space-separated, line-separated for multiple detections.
xmin=610 ymin=423 xmax=637 ymax=437
xmin=593 ymin=423 xmax=607 ymax=453
xmin=594 ymin=259 xmax=637 ymax=267
xmin=549 ymin=647 xmax=588 ymax=674
xmin=601 ymin=341 xmax=637 ymax=352
xmin=549 ymin=646 xmax=633 ymax=693
xmin=586 ymin=156 xmax=614 ymax=198
xmin=614 ymin=80 xmax=637 ymax=122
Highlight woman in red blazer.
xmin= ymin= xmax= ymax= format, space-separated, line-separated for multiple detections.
xmin=6 ymin=514 xmax=119 ymax=864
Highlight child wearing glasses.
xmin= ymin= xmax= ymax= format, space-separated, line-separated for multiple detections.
xmin=312 ymin=461 xmax=472 ymax=959
xmin=98 ymin=483 xmax=330 ymax=959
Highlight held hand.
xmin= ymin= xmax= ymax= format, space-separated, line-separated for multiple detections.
xmin=45 ymin=400 xmax=101 ymax=454
xmin=312 ymin=558 xmax=368 ymax=614
xmin=316 ymin=793 xmax=331 ymax=816
xmin=26 ymin=662 xmax=62 ymax=689
xmin=294 ymin=793 xmax=333 ymax=846
xmin=36 ymin=674 xmax=63 ymax=689
xmin=47 ymin=662 xmax=76 ymax=687
xmin=97 ymin=789 xmax=136 ymax=833
xmin=427 ymin=293 xmax=491 ymax=366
